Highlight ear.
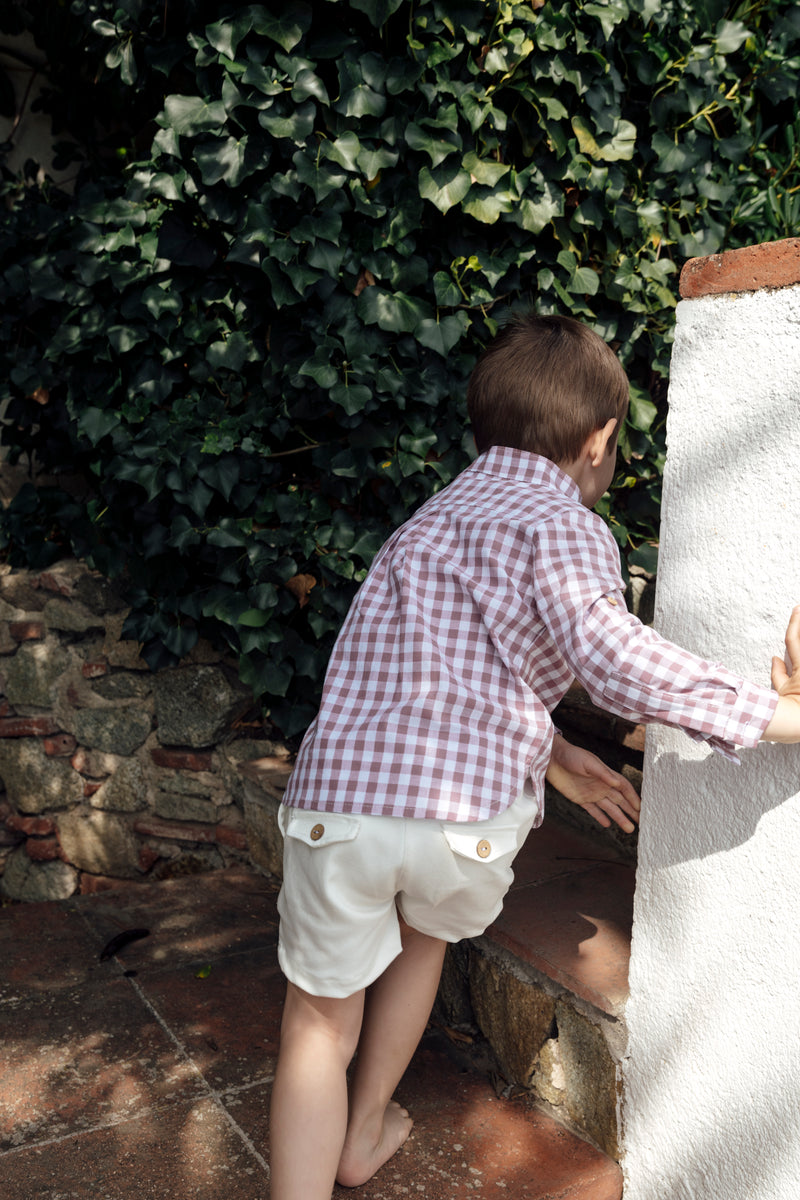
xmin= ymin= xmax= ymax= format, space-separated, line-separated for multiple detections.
xmin=586 ymin=417 xmax=618 ymax=466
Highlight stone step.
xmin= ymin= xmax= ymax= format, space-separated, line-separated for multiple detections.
xmin=437 ymin=817 xmax=635 ymax=1160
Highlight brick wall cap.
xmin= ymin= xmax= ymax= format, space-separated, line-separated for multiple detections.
xmin=680 ymin=237 xmax=800 ymax=299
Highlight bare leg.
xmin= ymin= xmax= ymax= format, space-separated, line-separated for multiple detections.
xmin=336 ymin=918 xmax=447 ymax=1188
xmin=269 ymin=983 xmax=365 ymax=1200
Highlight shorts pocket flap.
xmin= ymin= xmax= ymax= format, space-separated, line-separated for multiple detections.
xmin=442 ymin=826 xmax=518 ymax=863
xmin=281 ymin=808 xmax=360 ymax=848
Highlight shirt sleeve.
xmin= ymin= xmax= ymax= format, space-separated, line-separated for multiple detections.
xmin=533 ymin=509 xmax=777 ymax=759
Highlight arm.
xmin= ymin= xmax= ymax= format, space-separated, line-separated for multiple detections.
xmin=546 ymin=732 xmax=641 ymax=832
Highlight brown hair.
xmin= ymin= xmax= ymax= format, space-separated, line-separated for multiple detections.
xmin=466 ymin=313 xmax=629 ymax=464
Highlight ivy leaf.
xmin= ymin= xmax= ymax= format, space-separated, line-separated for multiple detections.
xmin=462 ymin=186 xmax=515 ymax=224
xmin=571 ymin=115 xmax=637 ymax=162
xmin=330 ymin=382 xmax=372 ymax=414
xmin=406 ymin=123 xmax=459 ymax=166
xmin=162 ymin=95 xmax=228 ymax=135
xmin=78 ymin=407 xmax=121 ymax=444
xmin=715 ymin=19 xmax=751 ymax=54
xmin=250 ymin=4 xmax=312 ymax=53
xmin=416 ymin=313 xmax=469 ymax=356
xmin=205 ymin=11 xmax=256 ymax=60
xmin=462 ymin=151 xmax=509 ymax=187
xmin=206 ymin=332 xmax=253 ymax=372
xmin=418 ymin=162 xmax=471 ymax=213
xmin=350 ymin=0 xmax=405 ymax=25
xmin=194 ymin=136 xmax=251 ymax=187
xmin=627 ymin=387 xmax=658 ymax=432
xmin=259 ymin=100 xmax=316 ymax=141
xmin=357 ymin=287 xmax=431 ymax=333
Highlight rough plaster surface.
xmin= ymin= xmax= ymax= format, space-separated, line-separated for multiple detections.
xmin=623 ymin=287 xmax=800 ymax=1198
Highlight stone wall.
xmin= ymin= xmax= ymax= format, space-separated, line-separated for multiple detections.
xmin=0 ymin=559 xmax=290 ymax=901
xmin=1 ymin=557 xmax=648 ymax=903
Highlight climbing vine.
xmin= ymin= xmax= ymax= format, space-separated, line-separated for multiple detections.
xmin=1 ymin=0 xmax=799 ymax=733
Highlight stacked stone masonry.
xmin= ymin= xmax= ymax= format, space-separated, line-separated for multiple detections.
xmin=2 ymin=558 xmax=646 ymax=903
xmin=0 ymin=560 xmax=290 ymax=902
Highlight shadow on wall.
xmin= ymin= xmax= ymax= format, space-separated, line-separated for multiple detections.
xmin=640 ymin=738 xmax=799 ymax=871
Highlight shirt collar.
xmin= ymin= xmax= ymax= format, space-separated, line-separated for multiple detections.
xmin=470 ymin=445 xmax=582 ymax=504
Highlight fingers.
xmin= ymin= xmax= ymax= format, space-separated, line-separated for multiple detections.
xmin=772 ymin=656 xmax=788 ymax=691
xmin=784 ymin=604 xmax=800 ymax=677
xmin=586 ymin=804 xmax=612 ymax=828
xmin=585 ymin=788 xmax=640 ymax=832
xmin=601 ymin=769 xmax=641 ymax=815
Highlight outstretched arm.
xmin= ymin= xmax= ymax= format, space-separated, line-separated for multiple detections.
xmin=546 ymin=732 xmax=641 ymax=832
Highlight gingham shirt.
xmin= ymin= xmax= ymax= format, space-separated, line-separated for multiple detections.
xmin=283 ymin=447 xmax=777 ymax=823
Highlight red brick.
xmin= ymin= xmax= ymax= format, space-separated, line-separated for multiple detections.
xmin=151 ymin=746 xmax=214 ymax=772
xmin=138 ymin=844 xmax=161 ymax=872
xmin=680 ymin=236 xmax=800 ymax=299
xmin=0 ymin=699 xmax=10 ymax=718
xmin=25 ymin=836 xmax=61 ymax=862
xmin=9 ymin=621 xmax=45 ymax=642
xmin=38 ymin=570 xmax=74 ymax=597
xmin=82 ymin=661 xmax=109 ymax=679
xmin=133 ymin=815 xmax=217 ymax=843
xmin=6 ymin=813 xmax=56 ymax=836
xmin=0 ymin=716 xmax=61 ymax=738
xmin=215 ymin=823 xmax=248 ymax=851
xmin=44 ymin=733 xmax=78 ymax=758
xmin=78 ymin=873 xmax=147 ymax=896
xmin=83 ymin=781 xmax=103 ymax=797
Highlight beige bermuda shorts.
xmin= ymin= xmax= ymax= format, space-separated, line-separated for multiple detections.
xmin=276 ymin=785 xmax=540 ymax=998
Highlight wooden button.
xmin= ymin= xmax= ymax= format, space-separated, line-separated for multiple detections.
xmin=476 ymin=839 xmax=491 ymax=858
xmin=310 ymin=824 xmax=324 ymax=841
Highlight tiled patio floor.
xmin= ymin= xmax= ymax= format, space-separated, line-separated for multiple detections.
xmin=0 ymin=866 xmax=623 ymax=1199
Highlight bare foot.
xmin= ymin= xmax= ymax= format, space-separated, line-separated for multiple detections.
xmin=335 ymin=1101 xmax=413 ymax=1188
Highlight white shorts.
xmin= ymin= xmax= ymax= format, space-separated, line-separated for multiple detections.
xmin=276 ymin=785 xmax=540 ymax=998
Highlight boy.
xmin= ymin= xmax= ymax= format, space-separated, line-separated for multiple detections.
xmin=268 ymin=314 xmax=800 ymax=1199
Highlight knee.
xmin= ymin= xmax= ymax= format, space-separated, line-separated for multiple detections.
xmin=279 ymin=982 xmax=364 ymax=1064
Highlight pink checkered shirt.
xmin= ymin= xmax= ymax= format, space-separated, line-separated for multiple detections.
xmin=283 ymin=447 xmax=777 ymax=823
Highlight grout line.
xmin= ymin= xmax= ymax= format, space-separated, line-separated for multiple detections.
xmin=30 ymin=906 xmax=275 ymax=1176
xmin=119 ymin=971 xmax=272 ymax=1176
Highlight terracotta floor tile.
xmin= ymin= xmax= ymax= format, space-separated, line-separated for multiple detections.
xmin=0 ymin=867 xmax=624 ymax=1199
xmin=224 ymin=1039 xmax=622 ymax=1200
xmin=75 ymin=868 xmax=280 ymax=975
xmin=328 ymin=1039 xmax=623 ymax=1199
xmin=139 ymin=947 xmax=284 ymax=1092
xmin=0 ymin=1096 xmax=270 ymax=1200
xmin=488 ymin=865 xmax=634 ymax=1015
xmin=0 ymin=977 xmax=204 ymax=1151
xmin=0 ymin=901 xmax=100 ymax=1000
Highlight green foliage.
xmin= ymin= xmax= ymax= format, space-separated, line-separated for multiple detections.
xmin=1 ymin=0 xmax=799 ymax=734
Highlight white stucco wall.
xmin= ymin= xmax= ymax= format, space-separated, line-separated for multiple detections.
xmin=622 ymin=285 xmax=800 ymax=1198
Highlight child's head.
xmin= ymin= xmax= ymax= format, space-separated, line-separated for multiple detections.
xmin=466 ymin=313 xmax=630 ymax=466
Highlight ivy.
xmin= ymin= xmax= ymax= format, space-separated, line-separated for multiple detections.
xmin=1 ymin=0 xmax=799 ymax=736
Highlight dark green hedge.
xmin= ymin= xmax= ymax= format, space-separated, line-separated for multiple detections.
xmin=1 ymin=0 xmax=799 ymax=734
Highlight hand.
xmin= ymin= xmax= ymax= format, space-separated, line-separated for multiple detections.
xmin=771 ymin=604 xmax=800 ymax=699
xmin=763 ymin=605 xmax=800 ymax=743
xmin=546 ymin=733 xmax=641 ymax=832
